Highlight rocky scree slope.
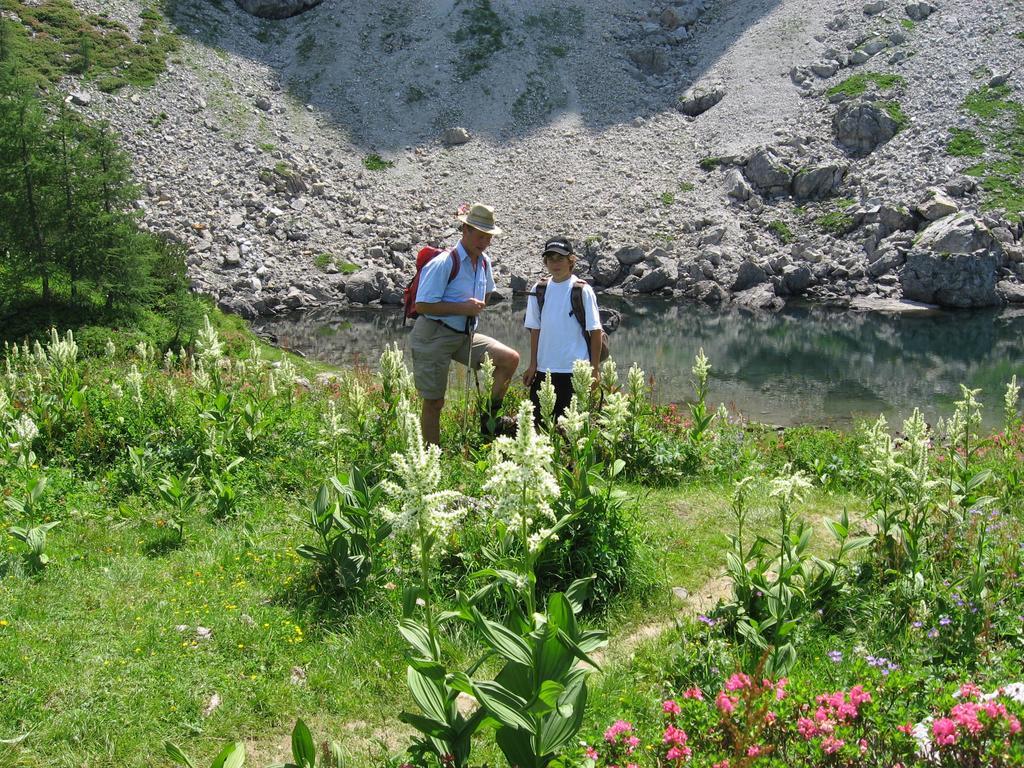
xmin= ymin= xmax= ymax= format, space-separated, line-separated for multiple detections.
xmin=54 ymin=0 xmax=1024 ymax=317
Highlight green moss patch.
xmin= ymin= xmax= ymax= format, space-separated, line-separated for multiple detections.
xmin=768 ymin=220 xmax=795 ymax=244
xmin=0 ymin=0 xmax=178 ymax=90
xmin=362 ymin=154 xmax=394 ymax=171
xmin=826 ymin=72 xmax=905 ymax=99
xmin=946 ymin=128 xmax=985 ymax=157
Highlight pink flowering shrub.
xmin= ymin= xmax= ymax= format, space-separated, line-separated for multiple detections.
xmin=582 ymin=676 xmax=1024 ymax=767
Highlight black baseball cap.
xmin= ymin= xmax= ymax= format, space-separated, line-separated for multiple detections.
xmin=542 ymin=237 xmax=574 ymax=257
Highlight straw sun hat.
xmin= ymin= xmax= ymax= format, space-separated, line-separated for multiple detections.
xmin=457 ymin=202 xmax=502 ymax=235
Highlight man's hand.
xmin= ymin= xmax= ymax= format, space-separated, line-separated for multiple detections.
xmin=523 ymin=364 xmax=537 ymax=386
xmin=463 ymin=298 xmax=486 ymax=317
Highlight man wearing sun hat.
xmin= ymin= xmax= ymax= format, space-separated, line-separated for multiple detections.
xmin=410 ymin=202 xmax=520 ymax=446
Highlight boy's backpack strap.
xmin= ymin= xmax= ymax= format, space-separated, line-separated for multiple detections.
xmin=534 ymin=278 xmax=549 ymax=314
xmin=570 ymin=281 xmax=589 ymax=339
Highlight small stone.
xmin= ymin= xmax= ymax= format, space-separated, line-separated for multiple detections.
xmin=441 ymin=127 xmax=471 ymax=146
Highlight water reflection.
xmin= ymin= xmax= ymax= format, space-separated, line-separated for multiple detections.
xmin=255 ymin=300 xmax=1024 ymax=429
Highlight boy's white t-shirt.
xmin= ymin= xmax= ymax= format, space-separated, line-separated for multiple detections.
xmin=524 ymin=275 xmax=602 ymax=373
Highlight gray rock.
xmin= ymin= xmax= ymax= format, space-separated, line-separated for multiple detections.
xmin=614 ymin=245 xmax=646 ymax=266
xmin=811 ymin=61 xmax=840 ymax=78
xmin=510 ymin=274 xmax=529 ymax=293
xmin=629 ymin=47 xmax=669 ymax=75
xmin=915 ymin=213 xmax=998 ymax=255
xmin=866 ymin=248 xmax=905 ymax=277
xmin=441 ymin=127 xmax=471 ymax=146
xmin=917 ymin=188 xmax=959 ymax=221
xmin=636 ymin=267 xmax=674 ymax=293
xmin=778 ymin=264 xmax=812 ymax=295
xmin=989 ymin=71 xmax=1011 ymax=88
xmin=832 ymin=100 xmax=901 ymax=155
xmin=724 ymin=168 xmax=753 ymax=201
xmin=591 ymin=255 xmax=624 ymax=286
xmin=743 ymin=148 xmax=793 ymax=198
xmin=254 ymin=95 xmax=272 ymax=112
xmin=863 ymin=0 xmax=888 ymax=13
xmin=859 ymin=37 xmax=891 ymax=55
xmin=997 ymin=280 xmax=1024 ymax=303
xmin=659 ymin=7 xmax=681 ymax=29
xmin=283 ymin=285 xmax=315 ymax=309
xmin=902 ymin=250 xmax=1000 ymax=307
xmin=792 ymin=163 xmax=847 ymax=201
xmin=678 ymin=84 xmax=726 ymax=117
xmin=69 ymin=91 xmax=92 ymax=106
xmin=234 ymin=0 xmax=323 ymax=19
xmin=695 ymin=280 xmax=727 ymax=304
xmin=732 ymin=259 xmax=768 ymax=291
xmin=733 ymin=283 xmax=784 ymax=311
xmin=343 ymin=270 xmax=383 ymax=304
xmin=905 ymin=1 xmax=936 ymax=20
xmin=222 ymin=246 xmax=241 ymax=267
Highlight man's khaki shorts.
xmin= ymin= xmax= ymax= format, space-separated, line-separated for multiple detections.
xmin=409 ymin=316 xmax=506 ymax=400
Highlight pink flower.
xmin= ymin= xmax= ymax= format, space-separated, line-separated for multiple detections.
xmin=604 ymin=720 xmax=634 ymax=743
xmin=959 ymin=682 xmax=983 ymax=700
xmin=897 ymin=724 xmax=913 ymax=735
xmin=764 ymin=711 xmax=777 ymax=725
xmin=585 ymin=746 xmax=599 ymax=761
xmin=682 ymin=687 xmax=704 ymax=701
xmin=663 ymin=699 xmax=681 ymax=715
xmin=797 ymin=717 xmax=817 ymax=740
xmin=775 ymin=678 xmax=789 ymax=700
xmin=821 ymin=736 xmax=845 ymax=754
xmin=1008 ymin=716 xmax=1021 ymax=735
xmin=849 ymin=685 xmax=872 ymax=707
xmin=625 ymin=736 xmax=640 ymax=752
xmin=859 ymin=738 xmax=868 ymax=754
xmin=716 ymin=692 xmax=737 ymax=715
xmin=932 ymin=717 xmax=957 ymax=746
xmin=666 ymin=746 xmax=691 ymax=762
xmin=711 ymin=762 xmax=730 ymax=768
xmin=746 ymin=745 xmax=762 ymax=757
xmin=662 ymin=724 xmax=688 ymax=747
xmin=726 ymin=673 xmax=751 ymax=691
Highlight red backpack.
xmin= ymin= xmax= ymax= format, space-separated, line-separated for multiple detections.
xmin=403 ymin=247 xmax=459 ymax=324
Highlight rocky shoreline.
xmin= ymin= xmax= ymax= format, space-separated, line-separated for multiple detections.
xmin=58 ymin=0 xmax=1024 ymax=318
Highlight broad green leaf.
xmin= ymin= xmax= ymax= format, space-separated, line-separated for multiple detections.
xmin=555 ymin=629 xmax=601 ymax=672
xmin=210 ymin=742 xmax=245 ymax=768
xmin=474 ymin=610 xmax=532 ymax=666
xmin=407 ymin=666 xmax=449 ymax=724
xmin=472 ymin=681 xmax=534 ymax=732
xmin=399 ymin=619 xmax=439 ymax=661
xmin=398 ymin=711 xmax=454 ymax=740
xmin=496 ymin=726 xmax=539 ymax=768
xmin=290 ymin=719 xmax=315 ymax=768
xmin=564 ymin=576 xmax=595 ymax=614
xmin=546 ymin=594 xmax=576 ymax=637
xmin=164 ymin=742 xmax=196 ymax=768
xmin=538 ymin=682 xmax=587 ymax=755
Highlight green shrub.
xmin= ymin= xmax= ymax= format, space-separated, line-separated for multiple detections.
xmin=362 ymin=153 xmax=394 ymax=171
xmin=946 ymin=127 xmax=986 ymax=157
xmin=900 ymin=18 xmax=915 ymax=30
xmin=660 ymin=191 xmax=675 ymax=206
xmin=768 ymin=220 xmax=795 ymax=244
xmin=699 ymin=156 xmax=727 ymax=172
xmin=826 ymin=73 xmax=905 ymax=99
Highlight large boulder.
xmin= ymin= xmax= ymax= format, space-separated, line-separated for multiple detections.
xmin=678 ymin=84 xmax=726 ymax=117
xmin=901 ymin=251 xmax=1000 ymax=307
xmin=905 ymin=1 xmax=937 ymax=20
xmin=234 ymin=0 xmax=322 ymax=18
xmin=731 ymin=259 xmax=768 ymax=291
xmin=914 ymin=212 xmax=999 ymax=255
xmin=743 ymin=148 xmax=793 ymax=198
xmin=792 ymin=163 xmax=847 ymax=201
xmin=917 ymin=188 xmax=959 ymax=220
xmin=590 ymin=255 xmax=624 ymax=287
xmin=776 ymin=264 xmax=812 ymax=295
xmin=636 ymin=267 xmax=675 ymax=293
xmin=832 ymin=100 xmax=901 ymax=155
xmin=733 ymin=283 xmax=784 ymax=311
xmin=614 ymin=245 xmax=646 ymax=266
xmin=343 ymin=270 xmax=383 ymax=304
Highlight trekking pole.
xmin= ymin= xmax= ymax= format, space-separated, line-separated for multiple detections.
xmin=464 ymin=314 xmax=477 ymax=450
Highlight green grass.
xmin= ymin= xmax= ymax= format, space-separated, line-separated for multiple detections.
xmin=1 ymin=0 xmax=178 ymax=91
xmin=313 ymin=253 xmax=333 ymax=271
xmin=452 ymin=0 xmax=505 ymax=80
xmin=881 ymin=99 xmax=910 ymax=131
xmin=336 ymin=261 xmax=360 ymax=275
xmin=679 ymin=182 xmax=696 ymax=193
xmin=257 ymin=142 xmax=275 ymax=153
xmin=900 ymin=18 xmax=915 ymax=30
xmin=816 ymin=197 xmax=857 ymax=236
xmin=296 ymin=33 xmax=316 ymax=62
xmin=946 ymin=127 xmax=985 ymax=157
xmin=1017 ymin=31 xmax=1024 ymax=41
xmin=660 ymin=191 xmax=675 ymax=206
xmin=523 ymin=6 xmax=584 ymax=36
xmin=361 ymin=154 xmax=394 ymax=172
xmin=699 ymin=156 xmax=728 ymax=172
xmin=826 ymin=72 xmax=905 ymax=99
xmin=953 ymin=85 xmax=1024 ymax=221
xmin=768 ymin=219 xmax=795 ymax=244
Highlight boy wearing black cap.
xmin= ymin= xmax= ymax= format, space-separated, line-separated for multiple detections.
xmin=522 ymin=237 xmax=604 ymax=422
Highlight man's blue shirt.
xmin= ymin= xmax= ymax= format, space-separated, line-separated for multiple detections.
xmin=415 ymin=241 xmax=495 ymax=333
